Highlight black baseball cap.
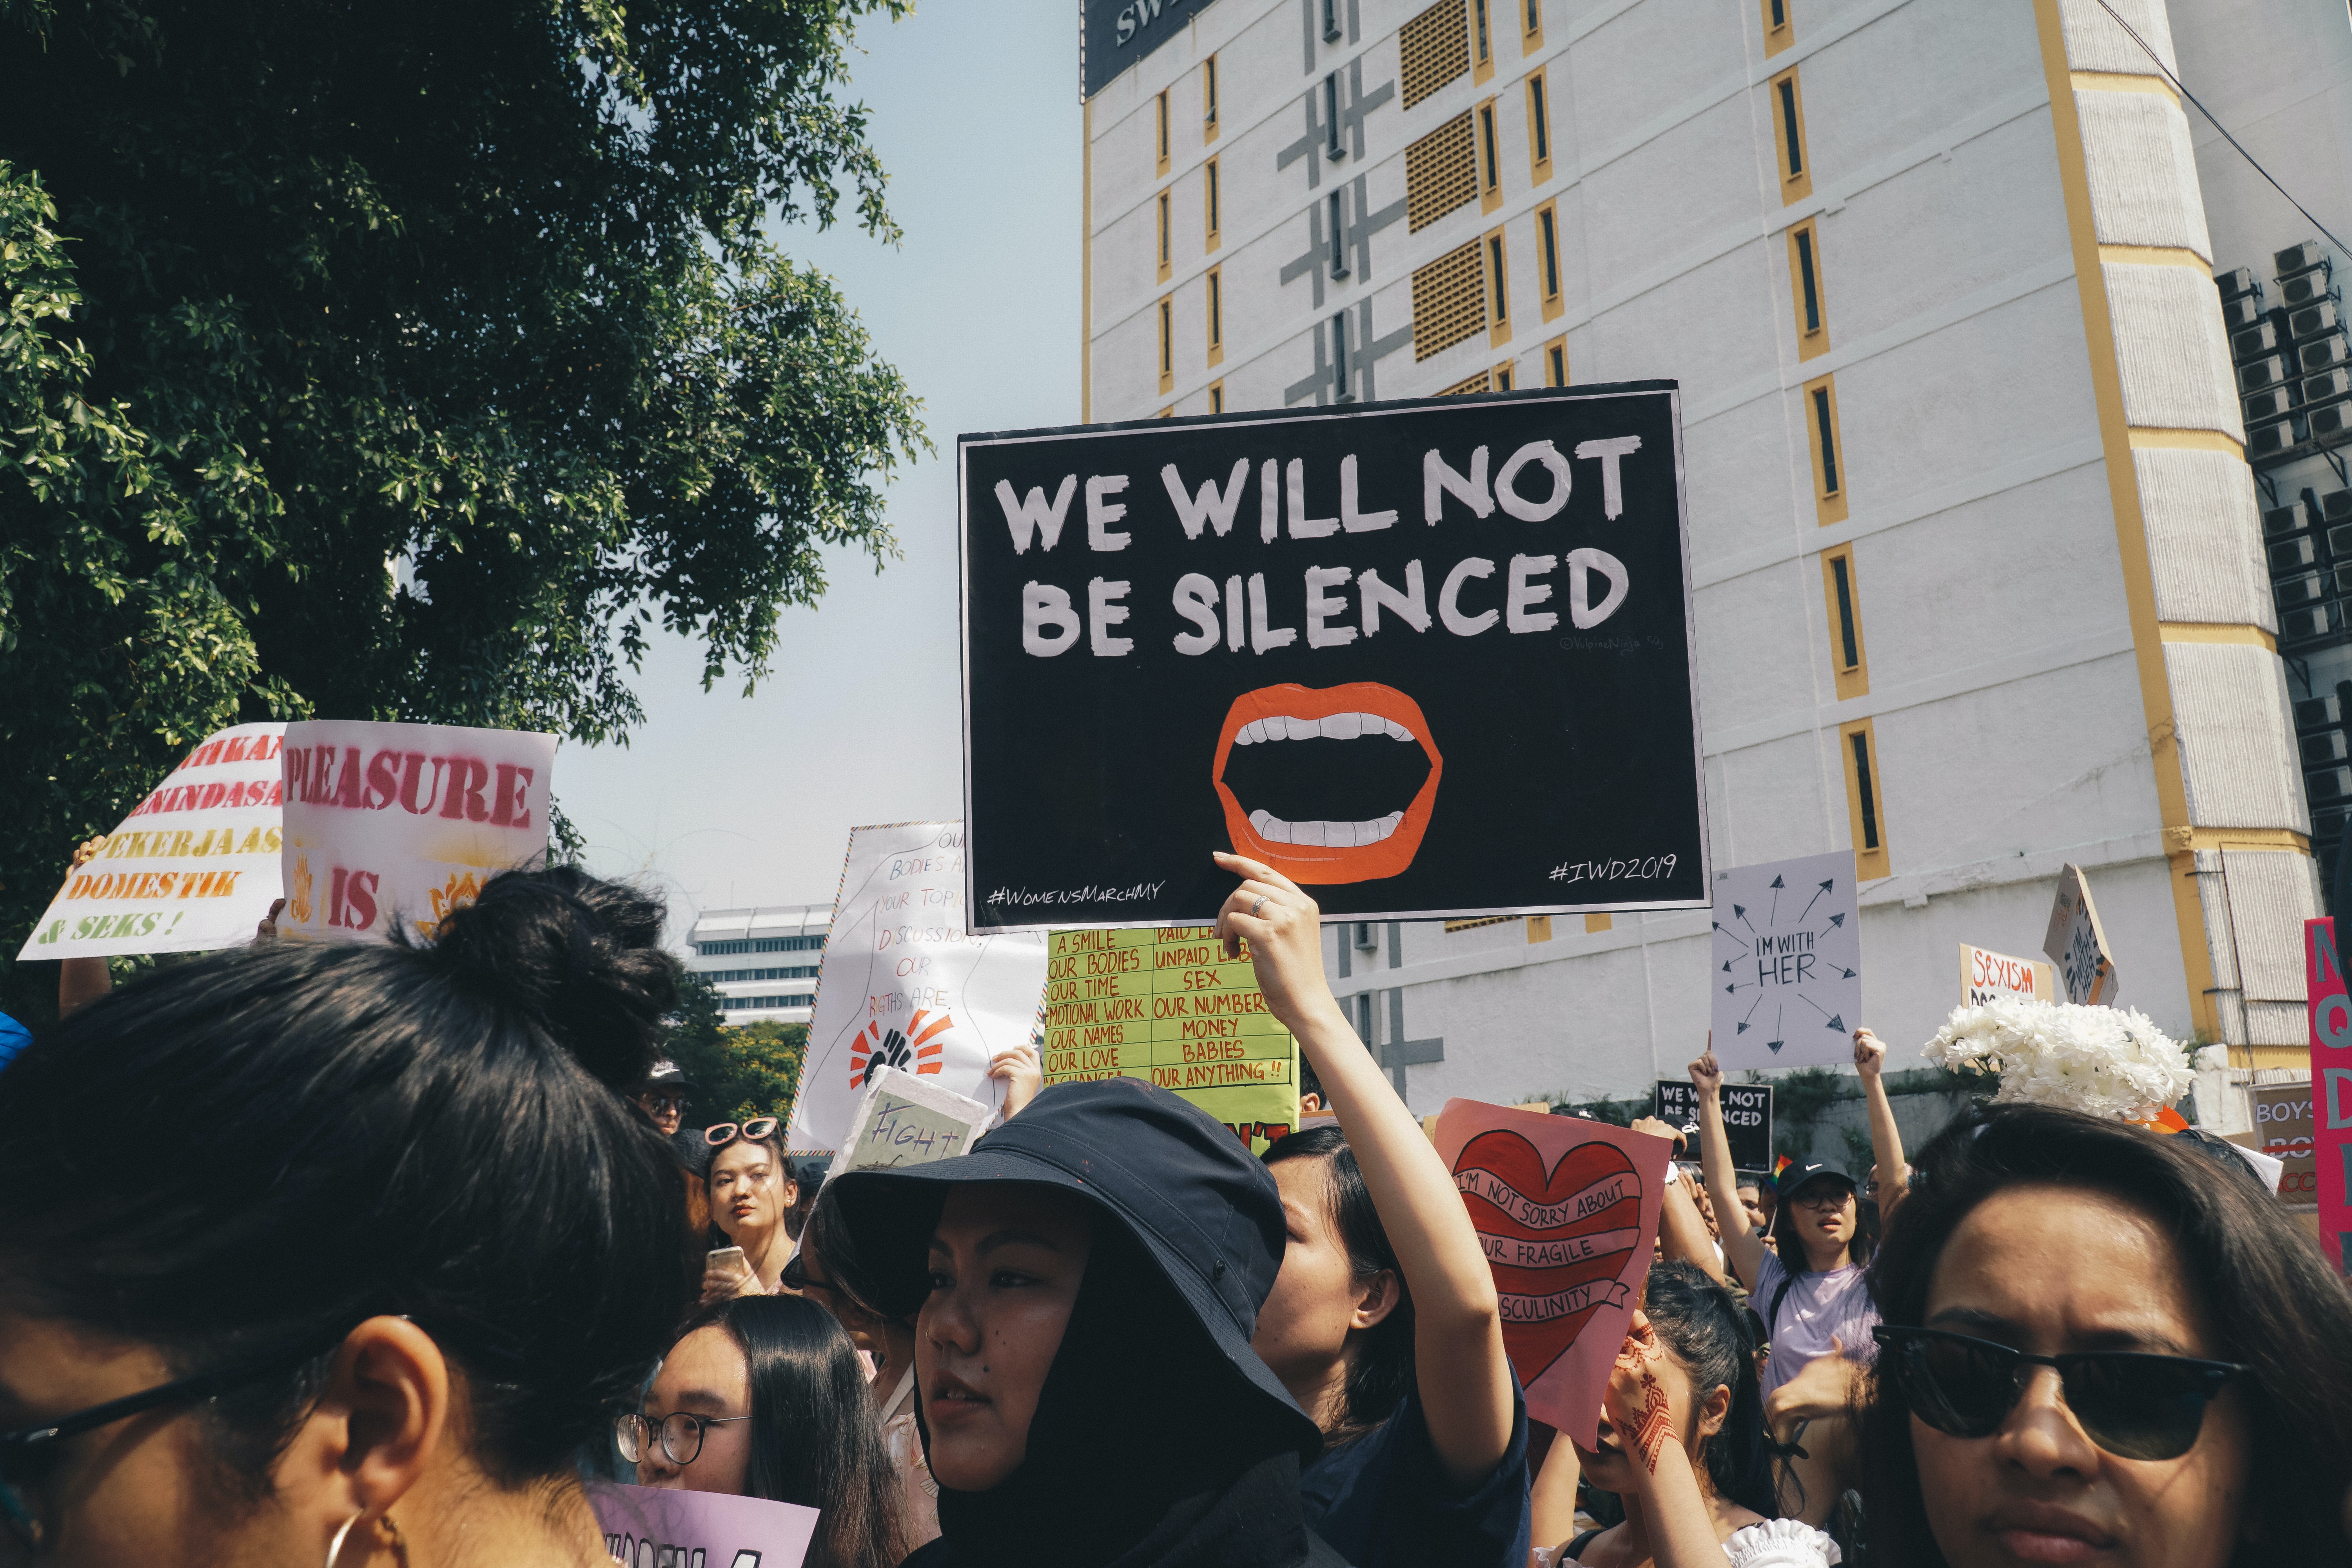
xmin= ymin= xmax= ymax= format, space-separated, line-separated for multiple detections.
xmin=639 ymin=1059 xmax=695 ymax=1093
xmin=1778 ymin=1161 xmax=1857 ymax=1201
xmin=828 ymin=1076 xmax=1322 ymax=1457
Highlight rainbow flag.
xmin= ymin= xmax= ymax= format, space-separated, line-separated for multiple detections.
xmin=1764 ymin=1154 xmax=1795 ymax=1191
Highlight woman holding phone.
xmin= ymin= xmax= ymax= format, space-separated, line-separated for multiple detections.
xmin=703 ymin=1118 xmax=800 ymax=1301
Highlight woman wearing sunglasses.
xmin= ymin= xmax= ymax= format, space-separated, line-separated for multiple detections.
xmin=1860 ymin=1102 xmax=2352 ymax=1566
xmin=622 ymin=1296 xmax=908 ymax=1567
xmin=702 ymin=1117 xmax=800 ymax=1302
xmin=0 ymin=864 xmax=695 ymax=1566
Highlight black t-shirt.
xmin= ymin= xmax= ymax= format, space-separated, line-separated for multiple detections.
xmin=1297 ymin=1373 xmax=1531 ymax=1568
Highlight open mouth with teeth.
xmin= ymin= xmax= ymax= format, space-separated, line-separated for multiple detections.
xmin=1213 ymin=682 xmax=1443 ymax=884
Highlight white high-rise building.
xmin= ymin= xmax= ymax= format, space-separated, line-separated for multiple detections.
xmin=685 ymin=904 xmax=830 ymax=1025
xmin=1081 ymin=0 xmax=2323 ymax=1111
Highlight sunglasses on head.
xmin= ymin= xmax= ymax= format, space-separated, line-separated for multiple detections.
xmin=1873 ymin=1325 xmax=2245 ymax=1461
xmin=704 ymin=1118 xmax=779 ymax=1148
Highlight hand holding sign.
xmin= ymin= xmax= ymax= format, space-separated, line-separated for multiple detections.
xmin=1708 ymin=852 xmax=1862 ymax=1070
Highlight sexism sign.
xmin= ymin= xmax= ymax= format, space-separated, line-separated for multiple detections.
xmin=277 ymin=720 xmax=556 ymax=943
xmin=959 ymin=385 xmax=1706 ymax=929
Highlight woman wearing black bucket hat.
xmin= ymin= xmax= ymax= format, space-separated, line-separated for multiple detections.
xmin=826 ymin=1076 xmax=1351 ymax=1568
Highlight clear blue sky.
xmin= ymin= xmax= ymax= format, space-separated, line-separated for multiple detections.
xmin=557 ymin=3 xmax=1083 ymax=935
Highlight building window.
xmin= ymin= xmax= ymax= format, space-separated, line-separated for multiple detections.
xmin=1325 ymin=73 xmax=1344 ymax=159
xmin=1333 ymin=311 xmax=1351 ymax=400
xmin=1400 ymin=0 xmax=1471 ymax=109
xmin=1535 ymin=201 xmax=1562 ymax=319
xmin=1523 ymin=0 xmax=1543 ymax=49
xmin=1157 ymin=191 xmax=1171 ymax=281
xmin=1329 ymin=190 xmax=1348 ymax=277
xmin=1204 ymin=54 xmax=1219 ymax=134
xmin=696 ymin=935 xmax=825 ymax=955
xmin=1769 ymin=68 xmax=1812 ymax=203
xmin=1819 ymin=546 xmax=1869 ymax=700
xmin=1412 ymin=240 xmax=1486 ymax=360
xmin=1472 ymin=0 xmax=1491 ymax=69
xmin=1406 ymin=110 xmax=1479 ymax=231
xmin=1525 ymin=70 xmax=1552 ymax=177
xmin=1802 ymin=372 xmax=1846 ymax=523
xmin=1840 ymin=718 xmax=1890 ymax=878
xmin=1321 ymin=0 xmax=1342 ymax=40
xmin=1207 ymin=266 xmax=1223 ymax=365
xmin=1159 ymin=297 xmax=1174 ymax=393
xmin=1156 ymin=90 xmax=1170 ymax=175
xmin=1208 ymin=379 xmax=1225 ymax=414
xmin=1486 ymin=228 xmax=1510 ymax=343
xmin=1494 ymin=361 xmax=1514 ymax=390
xmin=1205 ymin=157 xmax=1220 ymax=249
xmin=1761 ymin=0 xmax=1793 ymax=55
xmin=1477 ymin=99 xmax=1501 ymax=209
xmin=1543 ymin=336 xmax=1568 ymax=386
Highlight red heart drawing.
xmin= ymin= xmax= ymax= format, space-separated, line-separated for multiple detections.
xmin=1452 ymin=1130 xmax=1644 ymax=1389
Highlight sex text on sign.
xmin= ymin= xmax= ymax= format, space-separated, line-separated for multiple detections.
xmin=1653 ymin=1080 xmax=1774 ymax=1173
xmin=959 ymin=384 xmax=1707 ymax=931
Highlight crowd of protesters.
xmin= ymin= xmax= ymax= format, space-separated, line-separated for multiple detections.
xmin=4 ymin=853 xmax=2351 ymax=1568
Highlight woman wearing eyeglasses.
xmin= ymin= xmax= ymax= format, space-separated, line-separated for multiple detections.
xmin=0 ymin=864 xmax=696 ymax=1566
xmin=702 ymin=1117 xmax=801 ymax=1302
xmin=1859 ymin=1103 xmax=2352 ymax=1567
xmin=621 ymin=1296 xmax=909 ymax=1568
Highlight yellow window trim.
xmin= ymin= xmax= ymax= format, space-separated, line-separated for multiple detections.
xmin=1476 ymin=97 xmax=1503 ymax=213
xmin=1524 ymin=69 xmax=1553 ymax=184
xmin=1786 ymin=218 xmax=1829 ymax=360
xmin=1485 ymin=226 xmax=1512 ymax=347
xmin=1204 ymin=156 xmax=1221 ymax=252
xmin=1155 ymin=91 xmax=1171 ymax=176
xmin=1207 ymin=379 xmax=1225 ymax=414
xmin=1584 ymin=913 xmax=1612 ymax=933
xmin=1206 ymin=265 xmax=1223 ymax=367
xmin=1802 ymin=372 xmax=1847 ymax=524
xmin=1818 ymin=546 xmax=1869 ymax=701
xmin=1471 ymin=0 xmax=1494 ymax=82
xmin=1760 ymin=0 xmax=1793 ymax=56
xmin=1838 ymin=717 xmax=1892 ymax=881
xmin=1156 ymin=191 xmax=1172 ymax=283
xmin=1158 ymin=296 xmax=1174 ymax=394
xmin=1542 ymin=335 xmax=1568 ymax=387
xmin=1519 ymin=0 xmax=1543 ymax=53
xmin=1768 ymin=67 xmax=1813 ymax=205
xmin=1535 ymin=201 xmax=1564 ymax=321
xmin=1494 ymin=360 xmax=1515 ymax=390
xmin=1203 ymin=55 xmax=1220 ymax=143
xmin=1526 ymin=914 xmax=1554 ymax=941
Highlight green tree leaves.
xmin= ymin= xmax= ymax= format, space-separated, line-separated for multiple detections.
xmin=661 ymin=971 xmax=809 ymax=1130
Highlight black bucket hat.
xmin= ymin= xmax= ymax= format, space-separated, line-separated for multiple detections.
xmin=827 ymin=1075 xmax=1322 ymax=1457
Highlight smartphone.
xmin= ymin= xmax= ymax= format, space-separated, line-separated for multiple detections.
xmin=707 ymin=1245 xmax=746 ymax=1274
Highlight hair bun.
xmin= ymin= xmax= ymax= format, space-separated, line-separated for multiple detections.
xmin=424 ymin=864 xmax=681 ymax=1090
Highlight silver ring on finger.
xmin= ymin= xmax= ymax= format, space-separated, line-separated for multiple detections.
xmin=1250 ymin=897 xmax=1268 ymax=917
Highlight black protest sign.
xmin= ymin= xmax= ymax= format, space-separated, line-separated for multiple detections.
xmin=1654 ymin=1080 xmax=1774 ymax=1173
xmin=959 ymin=385 xmax=1706 ymax=930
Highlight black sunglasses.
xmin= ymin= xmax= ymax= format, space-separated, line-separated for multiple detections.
xmin=0 ymin=1328 xmax=348 ymax=1549
xmin=1873 ymin=1325 xmax=2245 ymax=1461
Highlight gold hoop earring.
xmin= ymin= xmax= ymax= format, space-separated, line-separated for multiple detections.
xmin=379 ymin=1511 xmax=412 ymax=1568
xmin=325 ymin=1512 xmax=365 ymax=1568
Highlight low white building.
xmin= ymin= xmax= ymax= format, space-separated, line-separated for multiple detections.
xmin=685 ymin=904 xmax=830 ymax=1025
xmin=1080 ymin=0 xmax=2325 ymax=1113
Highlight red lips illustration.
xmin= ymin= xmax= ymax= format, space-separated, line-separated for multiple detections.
xmin=1212 ymin=682 xmax=1442 ymax=884
xmin=1452 ymin=1131 xmax=1643 ymax=1388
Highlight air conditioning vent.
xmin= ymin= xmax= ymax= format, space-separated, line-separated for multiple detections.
xmin=2266 ymin=502 xmax=2312 ymax=539
xmin=2251 ymin=418 xmax=2301 ymax=456
xmin=2284 ymin=269 xmax=2334 ymax=309
xmin=2285 ymin=604 xmax=2337 ymax=640
xmin=2308 ymin=369 xmax=2352 ymax=405
xmin=2216 ymin=265 xmax=2259 ymax=300
xmin=2234 ymin=321 xmax=2281 ymax=361
xmin=2242 ymin=354 xmax=2289 ymax=391
xmin=2292 ymin=301 xmax=2341 ymax=340
xmin=2271 ymin=535 xmax=2321 ymax=573
xmin=2306 ymin=730 xmax=2352 ymax=767
xmin=2297 ymin=693 xmax=2345 ymax=731
xmin=2278 ymin=570 xmax=2328 ymax=606
xmin=2323 ymin=489 xmax=2352 ymax=521
xmin=2310 ymin=764 xmax=2352 ymax=802
xmin=2312 ymin=402 xmax=2352 ymax=440
xmin=2303 ymin=335 xmax=2352 ymax=374
xmin=2248 ymin=387 xmax=2296 ymax=422
xmin=2277 ymin=240 xmax=2327 ymax=276
xmin=2327 ymin=520 xmax=2352 ymax=557
xmin=2221 ymin=294 xmax=2264 ymax=330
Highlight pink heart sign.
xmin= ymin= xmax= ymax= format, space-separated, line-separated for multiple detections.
xmin=1435 ymin=1099 xmax=1672 ymax=1448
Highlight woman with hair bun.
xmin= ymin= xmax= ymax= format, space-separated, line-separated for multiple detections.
xmin=0 ymin=863 xmax=698 ymax=1566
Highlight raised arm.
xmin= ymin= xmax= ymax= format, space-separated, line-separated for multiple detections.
xmin=56 ymin=838 xmax=115 ymax=1019
xmin=1633 ymin=1118 xmax=1726 ymax=1287
xmin=1216 ymin=851 xmax=1514 ymax=1494
xmin=1854 ymin=1028 xmax=1908 ymax=1218
xmin=1688 ymin=1049 xmax=1765 ymax=1291
xmin=1528 ymin=1423 xmax=1583 ymax=1561
xmin=1603 ymin=1313 xmax=1738 ymax=1568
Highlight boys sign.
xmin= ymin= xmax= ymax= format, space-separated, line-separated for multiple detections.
xmin=1708 ymin=851 xmax=1861 ymax=1070
xmin=959 ymin=385 xmax=1707 ymax=930
xmin=1434 ymin=1098 xmax=1671 ymax=1446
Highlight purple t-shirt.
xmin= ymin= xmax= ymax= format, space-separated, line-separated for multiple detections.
xmin=1751 ymin=1251 xmax=1878 ymax=1398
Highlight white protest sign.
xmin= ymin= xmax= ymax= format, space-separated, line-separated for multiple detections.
xmin=1708 ymin=850 xmax=1861 ymax=1069
xmin=787 ymin=822 xmax=1049 ymax=1152
xmin=824 ymin=1065 xmax=996 ymax=1181
xmin=1960 ymin=942 xmax=2056 ymax=1006
xmin=16 ymin=722 xmax=287 ymax=961
xmin=278 ymin=720 xmax=556 ymax=943
xmin=589 ymin=1481 xmax=816 ymax=1568
xmin=2043 ymin=862 xmax=2118 ymax=1004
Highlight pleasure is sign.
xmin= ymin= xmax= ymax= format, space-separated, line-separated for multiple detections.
xmin=959 ymin=385 xmax=1706 ymax=929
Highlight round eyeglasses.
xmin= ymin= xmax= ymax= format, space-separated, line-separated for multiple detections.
xmin=614 ymin=1409 xmax=752 ymax=1467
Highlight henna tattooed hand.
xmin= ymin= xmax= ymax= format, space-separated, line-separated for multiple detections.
xmin=1602 ymin=1310 xmax=1680 ymax=1476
